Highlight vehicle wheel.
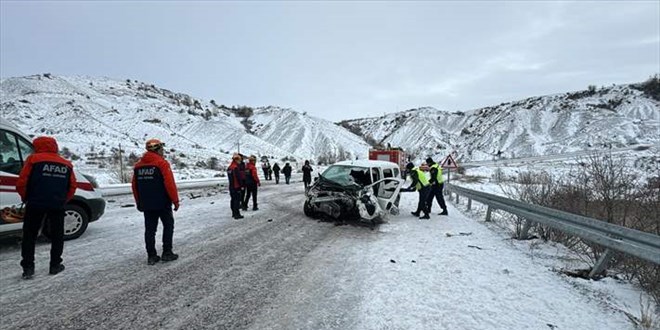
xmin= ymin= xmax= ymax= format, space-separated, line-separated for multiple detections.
xmin=63 ymin=204 xmax=89 ymax=240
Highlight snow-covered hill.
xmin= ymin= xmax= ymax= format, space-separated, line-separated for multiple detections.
xmin=0 ymin=74 xmax=368 ymax=183
xmin=342 ymin=81 xmax=660 ymax=163
xmin=249 ymin=106 xmax=370 ymax=162
xmin=2 ymin=74 xmax=658 ymax=183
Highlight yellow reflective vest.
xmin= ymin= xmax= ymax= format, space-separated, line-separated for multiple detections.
xmin=413 ymin=167 xmax=430 ymax=190
xmin=430 ymin=163 xmax=444 ymax=184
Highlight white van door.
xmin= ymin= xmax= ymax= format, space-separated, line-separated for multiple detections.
xmin=0 ymin=129 xmax=34 ymax=228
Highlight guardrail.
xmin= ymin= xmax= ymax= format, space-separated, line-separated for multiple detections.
xmin=445 ymin=183 xmax=660 ymax=278
xmin=99 ymin=173 xmax=305 ymax=196
xmin=100 ymin=178 xmax=225 ymax=196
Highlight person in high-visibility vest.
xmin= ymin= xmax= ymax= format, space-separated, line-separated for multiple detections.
xmin=405 ymin=162 xmax=431 ymax=219
xmin=426 ymin=157 xmax=448 ymax=215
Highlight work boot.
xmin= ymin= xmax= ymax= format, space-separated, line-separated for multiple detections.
xmin=22 ymin=267 xmax=35 ymax=280
xmin=439 ymin=210 xmax=448 ymax=216
xmin=419 ymin=214 xmax=430 ymax=220
xmin=233 ymin=214 xmax=244 ymax=219
xmin=161 ymin=251 xmax=179 ymax=262
xmin=147 ymin=255 xmax=161 ymax=265
xmin=411 ymin=211 xmax=420 ymax=217
xmin=49 ymin=264 xmax=65 ymax=275
xmin=252 ymin=206 xmax=259 ymax=211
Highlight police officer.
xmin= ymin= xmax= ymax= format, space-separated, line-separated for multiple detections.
xmin=406 ymin=162 xmax=431 ymax=219
xmin=132 ymin=139 xmax=180 ymax=265
xmin=426 ymin=157 xmax=448 ymax=215
xmin=16 ymin=136 xmax=77 ymax=279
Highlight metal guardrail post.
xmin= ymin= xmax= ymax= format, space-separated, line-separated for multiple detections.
xmin=589 ymin=249 xmax=613 ymax=278
xmin=467 ymin=198 xmax=472 ymax=211
xmin=519 ymin=219 xmax=532 ymax=240
xmin=486 ymin=206 xmax=492 ymax=222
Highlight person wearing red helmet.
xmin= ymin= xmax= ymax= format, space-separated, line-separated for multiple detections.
xmin=132 ymin=139 xmax=180 ymax=265
xmin=243 ymin=155 xmax=261 ymax=211
xmin=16 ymin=136 xmax=77 ymax=279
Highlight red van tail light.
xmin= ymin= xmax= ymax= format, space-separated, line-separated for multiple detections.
xmin=77 ymin=182 xmax=95 ymax=191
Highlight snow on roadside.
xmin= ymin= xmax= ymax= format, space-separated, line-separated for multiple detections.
xmin=353 ymin=190 xmax=635 ymax=330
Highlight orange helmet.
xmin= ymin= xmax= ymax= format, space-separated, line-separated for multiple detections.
xmin=232 ymin=153 xmax=242 ymax=161
xmin=146 ymin=138 xmax=165 ymax=151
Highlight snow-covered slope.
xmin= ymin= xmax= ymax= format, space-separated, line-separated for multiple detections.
xmin=342 ymin=82 xmax=660 ymax=162
xmin=249 ymin=106 xmax=370 ymax=162
xmin=2 ymin=74 xmax=658 ymax=183
xmin=0 ymin=74 xmax=369 ymax=183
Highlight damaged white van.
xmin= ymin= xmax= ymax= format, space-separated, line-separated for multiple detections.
xmin=303 ymin=160 xmax=404 ymax=225
xmin=0 ymin=118 xmax=105 ymax=240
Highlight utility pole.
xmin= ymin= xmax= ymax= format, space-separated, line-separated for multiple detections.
xmin=118 ymin=143 xmax=125 ymax=183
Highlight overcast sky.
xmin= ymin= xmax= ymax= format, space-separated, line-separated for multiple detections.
xmin=1 ymin=1 xmax=659 ymax=122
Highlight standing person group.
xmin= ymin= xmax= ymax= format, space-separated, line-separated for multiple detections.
xmin=132 ymin=139 xmax=180 ymax=265
xmin=17 ymin=136 xmax=77 ymax=279
xmin=302 ymin=160 xmax=313 ymax=190
xmin=425 ymin=157 xmax=448 ymax=216
xmin=405 ymin=157 xmax=449 ymax=220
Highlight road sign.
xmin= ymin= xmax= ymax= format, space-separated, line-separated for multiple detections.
xmin=441 ymin=154 xmax=459 ymax=169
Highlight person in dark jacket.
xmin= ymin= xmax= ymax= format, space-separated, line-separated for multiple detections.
xmin=243 ymin=155 xmax=261 ymax=210
xmin=302 ymin=160 xmax=313 ymax=190
xmin=16 ymin=136 xmax=77 ymax=279
xmin=272 ymin=162 xmax=281 ymax=184
xmin=425 ymin=157 xmax=448 ymax=215
xmin=406 ymin=162 xmax=431 ymax=219
xmin=227 ymin=153 xmax=245 ymax=219
xmin=132 ymin=139 xmax=180 ymax=265
xmin=261 ymin=161 xmax=269 ymax=181
xmin=282 ymin=162 xmax=292 ymax=184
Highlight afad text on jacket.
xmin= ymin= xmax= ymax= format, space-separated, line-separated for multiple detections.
xmin=132 ymin=151 xmax=179 ymax=211
xmin=16 ymin=136 xmax=77 ymax=209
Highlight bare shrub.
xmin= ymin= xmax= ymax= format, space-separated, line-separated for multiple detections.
xmin=502 ymin=153 xmax=659 ymax=303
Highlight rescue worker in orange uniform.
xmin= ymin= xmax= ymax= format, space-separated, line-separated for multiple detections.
xmin=16 ymin=136 xmax=77 ymax=279
xmin=227 ymin=154 xmax=246 ymax=219
xmin=132 ymin=139 xmax=180 ymax=265
xmin=243 ymin=155 xmax=261 ymax=210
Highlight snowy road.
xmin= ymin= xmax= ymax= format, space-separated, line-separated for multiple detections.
xmin=0 ymin=181 xmax=637 ymax=329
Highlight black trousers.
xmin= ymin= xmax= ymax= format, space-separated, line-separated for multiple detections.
xmin=274 ymin=172 xmax=280 ymax=184
xmin=230 ymin=188 xmax=242 ymax=216
xmin=285 ymin=175 xmax=291 ymax=184
xmin=426 ymin=183 xmax=447 ymax=212
xmin=303 ymin=179 xmax=311 ymax=190
xmin=415 ymin=186 xmax=431 ymax=215
xmin=21 ymin=206 xmax=64 ymax=269
xmin=243 ymin=185 xmax=258 ymax=208
xmin=144 ymin=209 xmax=174 ymax=257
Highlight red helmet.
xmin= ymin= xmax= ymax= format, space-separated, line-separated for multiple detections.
xmin=145 ymin=139 xmax=165 ymax=151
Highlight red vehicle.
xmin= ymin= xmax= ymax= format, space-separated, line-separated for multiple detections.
xmin=368 ymin=147 xmax=407 ymax=175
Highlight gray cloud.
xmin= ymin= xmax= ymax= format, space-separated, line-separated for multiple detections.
xmin=1 ymin=1 xmax=658 ymax=122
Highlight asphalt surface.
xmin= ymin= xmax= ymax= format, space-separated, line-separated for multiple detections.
xmin=0 ymin=182 xmax=366 ymax=330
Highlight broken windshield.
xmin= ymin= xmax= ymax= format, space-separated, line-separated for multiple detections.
xmin=321 ymin=165 xmax=372 ymax=187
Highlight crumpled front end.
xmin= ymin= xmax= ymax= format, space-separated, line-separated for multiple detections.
xmin=304 ymin=178 xmax=386 ymax=222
